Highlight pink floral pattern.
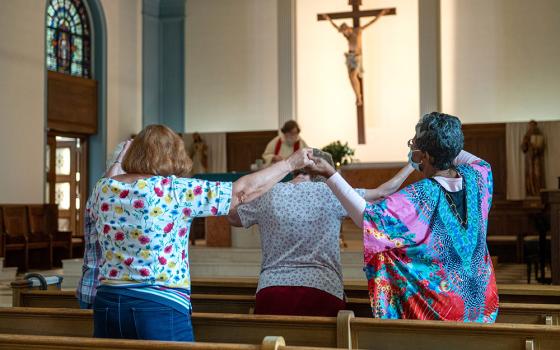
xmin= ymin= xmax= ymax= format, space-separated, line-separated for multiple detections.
xmin=91 ymin=176 xmax=232 ymax=288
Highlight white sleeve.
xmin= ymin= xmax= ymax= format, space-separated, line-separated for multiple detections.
xmin=453 ymin=150 xmax=481 ymax=166
xmin=326 ymin=173 xmax=366 ymax=228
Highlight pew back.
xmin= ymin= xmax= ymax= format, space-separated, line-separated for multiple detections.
xmin=2 ymin=205 xmax=29 ymax=236
xmin=350 ymin=317 xmax=560 ymax=350
xmin=13 ymin=288 xmax=560 ymax=326
xmin=2 ymin=307 xmax=560 ymax=349
xmin=0 ymin=334 xmax=336 ymax=350
xmin=27 ymin=205 xmax=48 ymax=234
xmin=190 ymin=278 xmax=560 ymax=304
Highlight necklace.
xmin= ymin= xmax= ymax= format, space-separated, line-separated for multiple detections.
xmin=429 ymin=174 xmax=467 ymax=228
xmin=434 ymin=169 xmax=456 ymax=178
xmin=443 ymin=191 xmax=466 ymax=227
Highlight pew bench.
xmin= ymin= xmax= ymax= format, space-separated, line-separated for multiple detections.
xmin=189 ymin=278 xmax=560 ymax=304
xmin=0 ymin=308 xmax=339 ymax=347
xmin=14 ymin=275 xmax=560 ymax=305
xmin=1 ymin=308 xmax=560 ymax=349
xmin=12 ymin=288 xmax=560 ymax=326
xmin=0 ymin=204 xmax=72 ymax=271
xmin=0 ymin=334 xmax=334 ymax=350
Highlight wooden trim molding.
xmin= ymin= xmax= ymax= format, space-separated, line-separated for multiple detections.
xmin=47 ymin=71 xmax=98 ymax=135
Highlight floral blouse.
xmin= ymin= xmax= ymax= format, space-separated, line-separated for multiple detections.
xmin=90 ymin=176 xmax=232 ymax=289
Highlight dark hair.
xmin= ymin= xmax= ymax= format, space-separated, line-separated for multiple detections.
xmin=414 ymin=112 xmax=463 ymax=170
xmin=281 ymin=120 xmax=300 ymax=134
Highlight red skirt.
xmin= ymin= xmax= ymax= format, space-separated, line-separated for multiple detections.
xmin=254 ymin=286 xmax=346 ymax=317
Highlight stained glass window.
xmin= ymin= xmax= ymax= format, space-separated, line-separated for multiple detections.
xmin=46 ymin=0 xmax=91 ymax=78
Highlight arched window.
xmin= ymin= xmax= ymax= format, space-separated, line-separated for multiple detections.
xmin=46 ymin=0 xmax=91 ymax=78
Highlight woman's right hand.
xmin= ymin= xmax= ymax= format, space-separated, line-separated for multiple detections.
xmin=307 ymin=155 xmax=336 ymax=178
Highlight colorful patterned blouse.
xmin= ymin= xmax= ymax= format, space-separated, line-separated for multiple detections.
xmin=89 ymin=176 xmax=232 ymax=293
xmin=362 ymin=159 xmax=498 ymax=322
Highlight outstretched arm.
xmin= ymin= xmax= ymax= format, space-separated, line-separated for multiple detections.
xmin=364 ymin=164 xmax=414 ymax=201
xmin=321 ymin=14 xmax=341 ymax=31
xmin=361 ymin=9 xmax=389 ymax=30
xmin=307 ymin=156 xmax=413 ymax=227
xmin=307 ymin=156 xmax=366 ymax=227
xmin=231 ymin=148 xmax=313 ymax=210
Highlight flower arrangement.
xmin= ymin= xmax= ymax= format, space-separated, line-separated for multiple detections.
xmin=321 ymin=141 xmax=355 ymax=167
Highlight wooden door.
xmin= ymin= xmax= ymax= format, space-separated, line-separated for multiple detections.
xmin=46 ymin=135 xmax=88 ymax=237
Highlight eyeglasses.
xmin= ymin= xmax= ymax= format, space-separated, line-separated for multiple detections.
xmin=407 ymin=139 xmax=415 ymax=149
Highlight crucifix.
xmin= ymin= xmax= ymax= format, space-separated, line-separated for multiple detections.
xmin=318 ymin=1 xmax=396 ymax=144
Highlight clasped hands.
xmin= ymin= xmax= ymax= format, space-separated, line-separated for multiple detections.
xmin=287 ymin=148 xmax=337 ymax=179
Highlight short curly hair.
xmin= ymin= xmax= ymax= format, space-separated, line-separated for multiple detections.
xmin=414 ymin=112 xmax=463 ymax=170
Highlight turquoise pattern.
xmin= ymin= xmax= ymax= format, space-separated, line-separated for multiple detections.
xmin=362 ymin=160 xmax=498 ymax=322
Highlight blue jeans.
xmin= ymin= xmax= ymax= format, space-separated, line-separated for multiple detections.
xmin=93 ymin=289 xmax=194 ymax=341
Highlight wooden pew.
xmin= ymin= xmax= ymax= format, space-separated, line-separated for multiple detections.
xmin=0 ymin=334 xmax=334 ymax=350
xmin=12 ymin=287 xmax=560 ymax=326
xmin=1 ymin=308 xmax=560 ymax=349
xmin=498 ymin=284 xmax=560 ymax=304
xmin=345 ymin=313 xmax=560 ymax=350
xmin=14 ymin=289 xmax=257 ymax=313
xmin=190 ymin=278 xmax=560 ymax=304
xmin=0 ymin=308 xmax=339 ymax=348
xmin=14 ymin=276 xmax=560 ymax=305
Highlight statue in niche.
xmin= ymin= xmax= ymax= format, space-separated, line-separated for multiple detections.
xmin=189 ymin=132 xmax=208 ymax=175
xmin=521 ymin=120 xmax=546 ymax=197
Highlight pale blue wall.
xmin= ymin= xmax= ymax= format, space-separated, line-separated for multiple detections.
xmin=142 ymin=0 xmax=186 ymax=132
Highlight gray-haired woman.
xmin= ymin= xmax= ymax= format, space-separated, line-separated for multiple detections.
xmin=309 ymin=112 xmax=498 ymax=322
xmin=228 ymin=151 xmax=412 ymax=316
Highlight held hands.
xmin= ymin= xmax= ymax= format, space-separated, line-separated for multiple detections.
xmin=306 ymin=154 xmax=336 ymax=178
xmin=286 ymin=148 xmax=314 ymax=172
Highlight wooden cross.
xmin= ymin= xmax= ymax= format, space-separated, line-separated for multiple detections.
xmin=318 ymin=1 xmax=396 ymax=144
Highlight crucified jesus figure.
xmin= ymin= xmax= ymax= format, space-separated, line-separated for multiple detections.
xmin=321 ymin=10 xmax=389 ymax=106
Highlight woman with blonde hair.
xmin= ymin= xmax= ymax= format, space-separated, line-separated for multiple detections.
xmin=89 ymin=124 xmax=312 ymax=341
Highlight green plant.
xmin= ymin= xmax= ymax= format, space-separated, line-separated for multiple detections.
xmin=321 ymin=141 xmax=355 ymax=166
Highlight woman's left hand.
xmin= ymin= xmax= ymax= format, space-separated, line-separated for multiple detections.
xmin=116 ymin=139 xmax=133 ymax=163
xmin=307 ymin=155 xmax=336 ymax=178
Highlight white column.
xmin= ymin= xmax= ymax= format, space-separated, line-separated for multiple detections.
xmin=277 ymin=0 xmax=297 ymax=126
xmin=418 ymin=0 xmax=441 ymax=115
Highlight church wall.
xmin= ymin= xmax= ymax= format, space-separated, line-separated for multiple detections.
xmin=101 ymin=0 xmax=143 ymax=154
xmin=184 ymin=0 xmax=279 ymax=133
xmin=295 ymin=0 xmax=420 ymax=163
xmin=441 ymin=0 xmax=560 ymax=123
xmin=0 ymin=0 xmax=142 ymax=203
xmin=0 ymin=0 xmax=47 ymax=203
